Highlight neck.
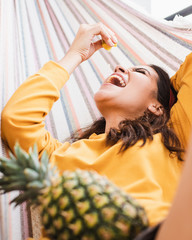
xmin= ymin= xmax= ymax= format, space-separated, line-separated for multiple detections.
xmin=104 ymin=110 xmax=142 ymax=133
xmin=104 ymin=115 xmax=125 ymax=133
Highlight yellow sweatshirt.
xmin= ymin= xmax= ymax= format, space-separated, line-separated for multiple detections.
xmin=1 ymin=53 xmax=192 ymax=228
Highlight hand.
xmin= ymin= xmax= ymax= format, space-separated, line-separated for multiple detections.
xmin=58 ymin=23 xmax=117 ymax=75
xmin=68 ymin=22 xmax=117 ymax=62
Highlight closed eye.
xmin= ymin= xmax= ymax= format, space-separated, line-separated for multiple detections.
xmin=134 ymin=68 xmax=146 ymax=74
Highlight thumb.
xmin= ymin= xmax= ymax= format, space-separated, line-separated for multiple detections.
xmin=92 ymin=39 xmax=103 ymax=52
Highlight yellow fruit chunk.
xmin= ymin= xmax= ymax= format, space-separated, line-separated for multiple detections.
xmin=102 ymin=40 xmax=117 ymax=51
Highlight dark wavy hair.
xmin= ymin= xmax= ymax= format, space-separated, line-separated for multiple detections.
xmin=70 ymin=65 xmax=184 ymax=161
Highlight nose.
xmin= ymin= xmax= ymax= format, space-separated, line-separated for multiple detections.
xmin=114 ymin=65 xmax=128 ymax=74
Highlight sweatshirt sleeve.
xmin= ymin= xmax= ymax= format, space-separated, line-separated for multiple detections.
xmin=170 ymin=53 xmax=192 ymax=149
xmin=1 ymin=61 xmax=69 ymax=155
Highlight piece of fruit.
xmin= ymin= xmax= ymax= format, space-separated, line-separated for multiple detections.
xmin=102 ymin=40 xmax=117 ymax=51
xmin=0 ymin=143 xmax=148 ymax=240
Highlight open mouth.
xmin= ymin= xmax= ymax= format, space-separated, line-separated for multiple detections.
xmin=106 ymin=75 xmax=126 ymax=87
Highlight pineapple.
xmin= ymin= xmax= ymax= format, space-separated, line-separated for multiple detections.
xmin=0 ymin=143 xmax=148 ymax=240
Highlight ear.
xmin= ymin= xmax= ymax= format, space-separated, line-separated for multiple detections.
xmin=148 ymin=104 xmax=163 ymax=116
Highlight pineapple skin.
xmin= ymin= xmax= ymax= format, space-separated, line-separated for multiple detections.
xmin=0 ymin=145 xmax=148 ymax=240
xmin=39 ymin=169 xmax=148 ymax=240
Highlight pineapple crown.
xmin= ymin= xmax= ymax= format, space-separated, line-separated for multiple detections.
xmin=0 ymin=144 xmax=149 ymax=240
xmin=0 ymin=143 xmax=58 ymax=206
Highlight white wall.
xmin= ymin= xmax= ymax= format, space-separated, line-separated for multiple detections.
xmin=130 ymin=0 xmax=152 ymax=13
xmin=127 ymin=0 xmax=191 ymax=19
xmin=151 ymin=0 xmax=191 ymax=18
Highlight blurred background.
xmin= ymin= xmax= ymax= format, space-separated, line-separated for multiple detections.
xmin=127 ymin=0 xmax=192 ymax=20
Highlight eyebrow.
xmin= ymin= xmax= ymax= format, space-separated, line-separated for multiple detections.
xmin=136 ymin=67 xmax=151 ymax=76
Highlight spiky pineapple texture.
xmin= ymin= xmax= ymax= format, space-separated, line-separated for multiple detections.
xmin=0 ymin=144 xmax=149 ymax=240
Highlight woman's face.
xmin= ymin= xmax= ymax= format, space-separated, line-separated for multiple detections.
xmin=94 ymin=65 xmax=159 ymax=119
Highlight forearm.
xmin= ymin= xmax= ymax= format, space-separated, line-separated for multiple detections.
xmin=58 ymin=51 xmax=82 ymax=75
xmin=156 ymin=134 xmax=192 ymax=240
xmin=1 ymin=61 xmax=69 ymax=153
xmin=1 ymin=23 xmax=117 ymax=153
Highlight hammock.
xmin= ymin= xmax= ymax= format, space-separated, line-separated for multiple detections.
xmin=0 ymin=0 xmax=192 ymax=239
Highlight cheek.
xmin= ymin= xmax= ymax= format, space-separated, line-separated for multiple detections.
xmin=121 ymin=85 xmax=153 ymax=107
xmin=127 ymin=80 xmax=154 ymax=97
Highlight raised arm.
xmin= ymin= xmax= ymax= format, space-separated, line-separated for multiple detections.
xmin=1 ymin=23 xmax=117 ymax=155
xmin=170 ymin=53 xmax=192 ymax=149
xmin=153 ymin=53 xmax=192 ymax=240
xmin=156 ymin=130 xmax=192 ymax=240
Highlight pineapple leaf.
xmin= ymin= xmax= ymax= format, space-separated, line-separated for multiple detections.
xmin=1 ymin=162 xmax=21 ymax=174
xmin=14 ymin=143 xmax=29 ymax=168
xmin=28 ymin=145 xmax=40 ymax=171
xmin=0 ymin=156 xmax=12 ymax=163
xmin=8 ymin=151 xmax=17 ymax=162
xmin=28 ymin=153 xmax=40 ymax=171
xmin=41 ymin=151 xmax=49 ymax=167
xmin=39 ymin=164 xmax=46 ymax=180
xmin=0 ymin=163 xmax=5 ymax=172
xmin=24 ymin=168 xmax=39 ymax=181
xmin=10 ymin=190 xmax=40 ymax=206
xmin=0 ymin=175 xmax=26 ymax=183
xmin=27 ymin=180 xmax=44 ymax=189
xmin=0 ymin=143 xmax=57 ymax=207
xmin=0 ymin=181 xmax=26 ymax=192
xmin=0 ymin=156 xmax=18 ymax=174
xmin=48 ymin=165 xmax=59 ymax=179
xmin=32 ymin=143 xmax=38 ymax=159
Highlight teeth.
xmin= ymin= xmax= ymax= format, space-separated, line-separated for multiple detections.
xmin=119 ymin=79 xmax=126 ymax=87
xmin=107 ymin=75 xmax=126 ymax=87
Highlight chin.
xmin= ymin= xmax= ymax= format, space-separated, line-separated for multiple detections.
xmin=94 ymin=91 xmax=108 ymax=114
xmin=94 ymin=88 xmax=114 ymax=102
xmin=94 ymin=90 xmax=105 ymax=103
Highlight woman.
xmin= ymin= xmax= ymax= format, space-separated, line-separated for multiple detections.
xmin=1 ymin=23 xmax=192 ymax=239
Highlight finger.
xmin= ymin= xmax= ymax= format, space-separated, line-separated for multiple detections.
xmin=104 ymin=25 xmax=118 ymax=44
xmin=102 ymin=40 xmax=117 ymax=51
xmin=92 ymin=39 xmax=103 ymax=51
xmin=90 ymin=23 xmax=117 ymax=47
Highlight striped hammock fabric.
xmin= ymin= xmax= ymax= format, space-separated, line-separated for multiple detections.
xmin=0 ymin=0 xmax=192 ymax=239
